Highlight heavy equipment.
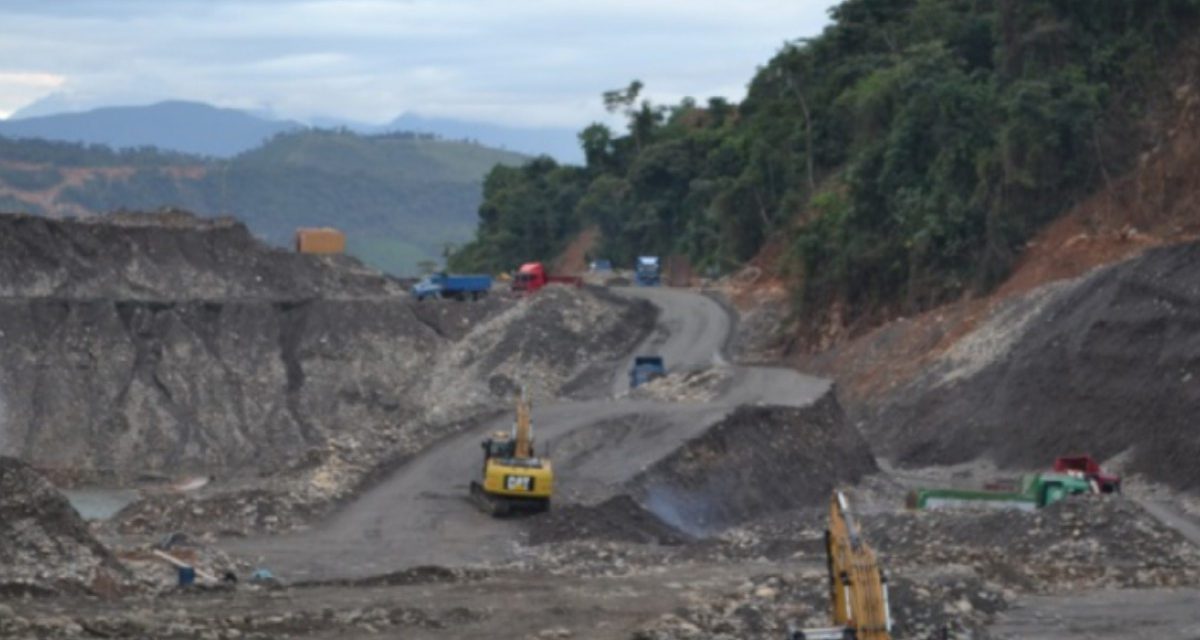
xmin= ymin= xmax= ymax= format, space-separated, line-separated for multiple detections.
xmin=411 ymin=272 xmax=492 ymax=301
xmin=470 ymin=388 xmax=553 ymax=516
xmin=511 ymin=261 xmax=583 ymax=294
xmin=907 ymin=471 xmax=1094 ymax=511
xmin=790 ymin=491 xmax=892 ymax=640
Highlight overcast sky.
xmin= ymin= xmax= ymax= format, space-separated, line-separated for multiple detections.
xmin=0 ymin=1 xmax=837 ymax=127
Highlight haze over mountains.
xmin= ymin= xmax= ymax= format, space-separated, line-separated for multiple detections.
xmin=0 ymin=127 xmax=529 ymax=275
xmin=0 ymin=99 xmax=582 ymax=163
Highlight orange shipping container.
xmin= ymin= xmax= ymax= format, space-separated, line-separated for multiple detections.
xmin=295 ymin=227 xmax=346 ymax=254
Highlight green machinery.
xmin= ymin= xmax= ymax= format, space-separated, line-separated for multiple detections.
xmin=908 ymin=472 xmax=1095 ymax=511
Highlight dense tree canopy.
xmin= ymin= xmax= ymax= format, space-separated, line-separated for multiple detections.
xmin=451 ymin=0 xmax=1199 ymax=328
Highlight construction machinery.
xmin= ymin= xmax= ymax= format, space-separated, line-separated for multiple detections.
xmin=470 ymin=388 xmax=553 ymax=516
xmin=907 ymin=471 xmax=1094 ymax=511
xmin=790 ymin=491 xmax=892 ymax=640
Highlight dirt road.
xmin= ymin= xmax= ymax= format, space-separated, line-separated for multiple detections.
xmin=227 ymin=287 xmax=827 ymax=580
xmin=990 ymin=588 xmax=1200 ymax=639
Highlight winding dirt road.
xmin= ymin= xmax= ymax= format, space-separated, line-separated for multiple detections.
xmin=227 ymin=287 xmax=827 ymax=580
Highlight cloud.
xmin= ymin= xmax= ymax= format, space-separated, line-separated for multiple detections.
xmin=0 ymin=72 xmax=67 ymax=118
xmin=0 ymin=0 xmax=836 ymax=126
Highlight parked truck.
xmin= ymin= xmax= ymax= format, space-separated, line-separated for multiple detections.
xmin=629 ymin=356 xmax=667 ymax=388
xmin=411 ymin=272 xmax=493 ymax=301
xmin=908 ymin=472 xmax=1094 ymax=512
xmin=1053 ymin=455 xmax=1121 ymax=493
xmin=511 ymin=262 xmax=582 ymax=294
xmin=635 ymin=256 xmax=661 ymax=286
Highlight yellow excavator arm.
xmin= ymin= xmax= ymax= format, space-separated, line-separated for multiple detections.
xmin=791 ymin=491 xmax=892 ymax=640
xmin=514 ymin=387 xmax=532 ymax=458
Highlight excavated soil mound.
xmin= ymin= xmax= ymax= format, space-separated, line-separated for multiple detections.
xmin=871 ymin=241 xmax=1200 ymax=490
xmin=632 ymin=391 xmax=877 ymax=534
xmin=527 ymin=495 xmax=689 ymax=546
xmin=0 ymin=457 xmax=130 ymax=596
xmin=0 ymin=210 xmax=405 ymax=300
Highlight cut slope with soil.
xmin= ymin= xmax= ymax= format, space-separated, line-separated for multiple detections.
xmin=869 ymin=241 xmax=1200 ymax=490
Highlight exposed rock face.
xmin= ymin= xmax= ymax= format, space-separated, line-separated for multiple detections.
xmin=867 ymin=241 xmax=1200 ymax=490
xmin=0 ymin=212 xmax=651 ymax=516
xmin=0 ymin=457 xmax=129 ymax=595
xmin=632 ymin=390 xmax=878 ymax=534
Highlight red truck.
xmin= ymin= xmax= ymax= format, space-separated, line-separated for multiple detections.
xmin=1053 ymin=455 xmax=1121 ymax=493
xmin=511 ymin=262 xmax=582 ymax=294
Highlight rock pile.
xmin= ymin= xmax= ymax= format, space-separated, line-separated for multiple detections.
xmin=631 ymin=570 xmax=1003 ymax=640
xmin=864 ymin=496 xmax=1200 ymax=592
xmin=632 ymin=392 xmax=878 ymax=534
xmin=0 ymin=457 xmax=130 ymax=596
xmin=630 ymin=367 xmax=731 ymax=403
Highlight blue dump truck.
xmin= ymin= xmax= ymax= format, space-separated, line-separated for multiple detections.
xmin=629 ymin=356 xmax=666 ymax=388
xmin=411 ymin=273 xmax=493 ymax=301
xmin=635 ymin=256 xmax=660 ymax=286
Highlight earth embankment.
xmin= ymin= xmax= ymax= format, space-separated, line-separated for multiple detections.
xmin=864 ymin=241 xmax=1200 ymax=490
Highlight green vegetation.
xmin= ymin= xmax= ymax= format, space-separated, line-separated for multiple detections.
xmin=451 ymin=0 xmax=1198 ymax=327
xmin=0 ymin=129 xmax=527 ymax=274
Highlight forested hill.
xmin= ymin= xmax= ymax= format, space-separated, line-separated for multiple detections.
xmin=449 ymin=0 xmax=1199 ymax=329
xmin=0 ymin=129 xmax=528 ymax=274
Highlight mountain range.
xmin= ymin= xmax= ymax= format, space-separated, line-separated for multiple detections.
xmin=0 ymin=99 xmax=582 ymax=163
xmin=0 ymin=128 xmax=529 ymax=274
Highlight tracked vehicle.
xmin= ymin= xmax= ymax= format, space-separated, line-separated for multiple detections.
xmin=470 ymin=388 xmax=553 ymax=516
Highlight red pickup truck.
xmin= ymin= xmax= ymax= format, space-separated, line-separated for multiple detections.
xmin=511 ymin=262 xmax=582 ymax=294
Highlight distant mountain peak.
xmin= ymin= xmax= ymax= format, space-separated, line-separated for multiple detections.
xmin=0 ymin=101 xmax=302 ymax=157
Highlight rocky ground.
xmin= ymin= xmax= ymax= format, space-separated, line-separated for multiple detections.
xmin=4 ymin=209 xmax=1200 ymax=639
xmin=0 ymin=457 xmax=131 ymax=597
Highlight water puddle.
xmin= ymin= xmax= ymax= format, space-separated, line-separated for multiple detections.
xmin=62 ymin=488 xmax=141 ymax=520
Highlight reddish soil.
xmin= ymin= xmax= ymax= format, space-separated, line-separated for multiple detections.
xmin=552 ymin=225 xmax=598 ymax=275
xmin=794 ymin=84 xmax=1200 ymax=403
xmin=0 ymin=161 xmax=209 ymax=218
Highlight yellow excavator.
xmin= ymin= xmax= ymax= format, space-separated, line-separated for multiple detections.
xmin=790 ymin=490 xmax=892 ymax=640
xmin=470 ymin=387 xmax=553 ymax=516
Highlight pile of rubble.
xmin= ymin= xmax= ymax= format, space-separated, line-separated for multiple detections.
xmin=632 ymin=393 xmax=878 ymax=533
xmin=0 ymin=457 xmax=131 ymax=596
xmin=421 ymin=285 xmax=654 ymax=417
xmin=632 ymin=569 xmax=1003 ymax=640
xmin=864 ymin=496 xmax=1200 ymax=592
xmin=630 ymin=367 xmax=731 ymax=403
